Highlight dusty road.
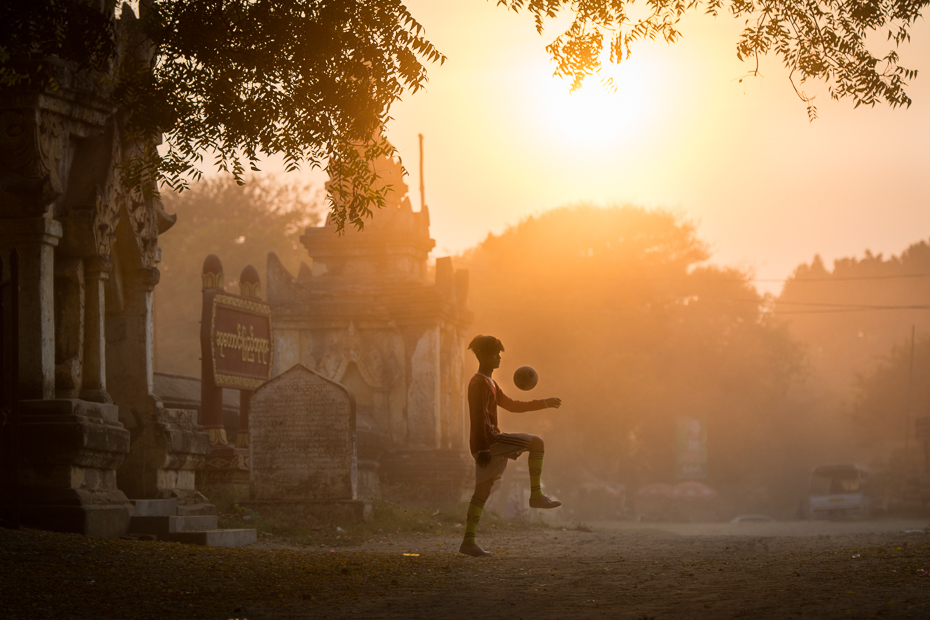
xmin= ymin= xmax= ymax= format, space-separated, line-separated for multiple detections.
xmin=2 ymin=519 xmax=929 ymax=619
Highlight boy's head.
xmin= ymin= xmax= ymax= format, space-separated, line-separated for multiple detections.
xmin=468 ymin=335 xmax=504 ymax=365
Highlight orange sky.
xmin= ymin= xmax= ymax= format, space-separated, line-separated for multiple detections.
xmin=373 ymin=1 xmax=930 ymax=294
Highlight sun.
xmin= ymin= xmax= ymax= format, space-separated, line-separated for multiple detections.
xmin=532 ymin=56 xmax=664 ymax=149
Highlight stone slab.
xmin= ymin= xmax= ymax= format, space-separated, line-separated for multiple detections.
xmin=241 ymin=500 xmax=372 ymax=523
xmin=129 ymin=515 xmax=218 ymax=535
xmin=162 ymin=529 xmax=257 ymax=547
xmin=176 ymin=502 xmax=218 ymax=517
xmin=130 ymin=499 xmax=177 ymax=517
xmin=17 ymin=503 xmax=130 ymax=538
xmin=250 ymin=364 xmax=357 ymax=502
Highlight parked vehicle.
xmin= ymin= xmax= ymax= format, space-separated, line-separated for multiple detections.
xmin=805 ymin=464 xmax=872 ymax=519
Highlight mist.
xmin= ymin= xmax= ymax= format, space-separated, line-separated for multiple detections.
xmin=458 ymin=204 xmax=930 ymax=522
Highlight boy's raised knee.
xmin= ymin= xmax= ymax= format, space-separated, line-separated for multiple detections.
xmin=530 ymin=436 xmax=544 ymax=452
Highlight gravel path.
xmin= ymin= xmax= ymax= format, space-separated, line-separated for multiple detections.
xmin=2 ymin=520 xmax=929 ymax=619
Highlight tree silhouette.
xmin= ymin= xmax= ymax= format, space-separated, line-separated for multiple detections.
xmin=154 ymin=174 xmax=324 ymax=377
xmin=460 ymin=204 xmax=804 ymax=508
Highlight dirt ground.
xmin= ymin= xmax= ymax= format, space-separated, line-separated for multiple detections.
xmin=2 ymin=518 xmax=930 ymax=619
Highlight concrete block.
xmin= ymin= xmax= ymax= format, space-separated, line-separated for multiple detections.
xmin=129 ymin=515 xmax=217 ymax=535
xmin=17 ymin=503 xmax=131 ymax=538
xmin=176 ymin=503 xmax=218 ymax=517
xmin=130 ymin=499 xmax=177 ymax=517
xmin=163 ymin=529 xmax=257 ymax=547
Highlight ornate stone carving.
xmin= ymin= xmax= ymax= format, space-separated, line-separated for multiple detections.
xmin=318 ymin=323 xmax=397 ymax=390
xmin=0 ymin=108 xmax=66 ymax=217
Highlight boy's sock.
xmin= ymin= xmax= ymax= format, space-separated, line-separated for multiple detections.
xmin=528 ymin=451 xmax=545 ymax=500
xmin=462 ymin=496 xmax=485 ymax=546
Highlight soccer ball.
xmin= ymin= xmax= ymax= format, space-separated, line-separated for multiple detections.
xmin=513 ymin=366 xmax=538 ymax=391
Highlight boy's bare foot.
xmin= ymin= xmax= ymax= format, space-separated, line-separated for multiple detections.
xmin=529 ymin=495 xmax=562 ymax=509
xmin=459 ymin=542 xmax=493 ymax=557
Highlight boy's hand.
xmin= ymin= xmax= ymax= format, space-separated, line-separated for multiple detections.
xmin=476 ymin=450 xmax=492 ymax=468
xmin=545 ymin=398 xmax=562 ymax=409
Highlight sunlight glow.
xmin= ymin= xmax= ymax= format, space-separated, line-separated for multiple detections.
xmin=534 ymin=58 xmax=664 ymax=148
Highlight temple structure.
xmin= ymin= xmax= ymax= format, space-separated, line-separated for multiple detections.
xmin=266 ymin=153 xmax=474 ymax=503
xmin=0 ymin=6 xmax=210 ymax=536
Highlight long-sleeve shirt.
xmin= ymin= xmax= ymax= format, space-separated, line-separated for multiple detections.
xmin=468 ymin=373 xmax=547 ymax=454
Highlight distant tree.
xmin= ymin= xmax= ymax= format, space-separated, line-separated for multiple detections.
xmin=460 ymin=205 xmax=804 ymax=505
xmin=849 ymin=336 xmax=930 ymax=447
xmin=155 ymin=175 xmax=324 ymax=377
xmin=774 ymin=241 xmax=930 ymax=392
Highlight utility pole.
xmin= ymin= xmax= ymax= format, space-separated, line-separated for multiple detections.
xmin=418 ymin=133 xmax=426 ymax=211
xmin=905 ymin=324 xmax=915 ymax=469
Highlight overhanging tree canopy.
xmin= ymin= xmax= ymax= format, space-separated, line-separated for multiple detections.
xmin=502 ymin=0 xmax=927 ymax=119
xmin=1 ymin=0 xmax=925 ymax=226
xmin=1 ymin=0 xmax=443 ymax=230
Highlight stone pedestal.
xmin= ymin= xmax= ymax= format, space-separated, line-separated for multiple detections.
xmin=15 ymin=399 xmax=133 ymax=538
xmin=116 ymin=405 xmax=210 ymax=507
xmin=200 ymin=444 xmax=250 ymax=487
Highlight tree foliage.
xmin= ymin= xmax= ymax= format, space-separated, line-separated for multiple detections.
xmin=774 ymin=241 xmax=930 ymax=392
xmin=1 ymin=0 xmax=443 ymax=230
xmin=499 ymin=0 xmax=927 ymax=118
xmin=849 ymin=335 xmax=930 ymax=447
xmin=3 ymin=0 xmax=925 ymax=227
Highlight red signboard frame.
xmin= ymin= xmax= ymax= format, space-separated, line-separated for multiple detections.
xmin=201 ymin=291 xmax=273 ymax=390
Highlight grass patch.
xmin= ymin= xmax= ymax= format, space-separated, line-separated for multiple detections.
xmin=200 ymin=483 xmax=549 ymax=547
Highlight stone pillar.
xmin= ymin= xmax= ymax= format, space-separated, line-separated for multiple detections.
xmin=107 ymin=266 xmax=159 ymax=407
xmin=200 ymin=254 xmax=226 ymax=445
xmin=0 ymin=217 xmax=62 ymax=400
xmin=237 ymin=392 xmax=251 ymax=448
xmin=406 ymin=324 xmax=442 ymax=449
xmin=53 ymin=258 xmax=85 ymax=399
xmin=81 ymin=256 xmax=111 ymax=403
xmin=197 ymin=256 xmax=250 ymax=487
xmin=236 ymin=264 xmax=261 ymax=449
xmin=112 ymin=265 xmax=210 ymax=505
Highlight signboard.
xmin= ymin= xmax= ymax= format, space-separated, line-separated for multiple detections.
xmin=201 ymin=291 xmax=273 ymax=390
xmin=675 ymin=417 xmax=708 ymax=480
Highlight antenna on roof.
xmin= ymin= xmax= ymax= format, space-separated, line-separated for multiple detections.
xmin=418 ymin=133 xmax=426 ymax=212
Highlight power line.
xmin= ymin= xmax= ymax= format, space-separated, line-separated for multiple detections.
xmin=771 ymin=301 xmax=930 ymax=310
xmin=775 ymin=307 xmax=930 ymax=315
xmin=462 ymin=263 xmax=930 ymax=284
xmin=759 ymin=273 xmax=930 ymax=283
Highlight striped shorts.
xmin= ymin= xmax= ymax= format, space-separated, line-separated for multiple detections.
xmin=474 ymin=432 xmax=534 ymax=485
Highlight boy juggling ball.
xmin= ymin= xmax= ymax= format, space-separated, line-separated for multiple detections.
xmin=460 ymin=335 xmax=563 ymax=558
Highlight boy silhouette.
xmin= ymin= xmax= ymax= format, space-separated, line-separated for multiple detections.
xmin=460 ymin=335 xmax=563 ymax=557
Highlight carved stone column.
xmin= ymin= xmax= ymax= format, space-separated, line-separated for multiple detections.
xmin=111 ymin=266 xmax=210 ymax=507
xmin=54 ymin=257 xmax=85 ymax=399
xmin=81 ymin=256 xmax=111 ymax=403
xmin=0 ymin=217 xmax=62 ymax=400
xmin=200 ymin=255 xmax=226 ymax=444
xmin=107 ymin=266 xmax=159 ymax=408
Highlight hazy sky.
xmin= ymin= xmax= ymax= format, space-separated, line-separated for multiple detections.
xmin=370 ymin=1 xmax=930 ymax=295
